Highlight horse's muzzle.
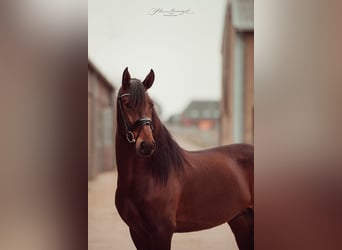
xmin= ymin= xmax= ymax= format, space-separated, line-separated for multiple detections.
xmin=138 ymin=140 xmax=156 ymax=157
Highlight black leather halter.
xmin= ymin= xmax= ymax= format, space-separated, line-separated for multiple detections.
xmin=118 ymin=93 xmax=154 ymax=143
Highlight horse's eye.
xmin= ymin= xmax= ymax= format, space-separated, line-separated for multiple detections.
xmin=125 ymin=103 xmax=132 ymax=109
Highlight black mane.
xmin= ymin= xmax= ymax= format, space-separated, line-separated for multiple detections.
xmin=151 ymin=109 xmax=186 ymax=184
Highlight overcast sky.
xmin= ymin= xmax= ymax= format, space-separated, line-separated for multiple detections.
xmin=89 ymin=0 xmax=227 ymax=119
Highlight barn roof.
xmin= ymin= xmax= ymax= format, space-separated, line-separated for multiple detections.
xmin=221 ymin=0 xmax=254 ymax=53
xmin=182 ymin=100 xmax=220 ymax=119
xmin=88 ymin=59 xmax=115 ymax=90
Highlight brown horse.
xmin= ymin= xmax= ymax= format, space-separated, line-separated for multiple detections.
xmin=115 ymin=68 xmax=254 ymax=250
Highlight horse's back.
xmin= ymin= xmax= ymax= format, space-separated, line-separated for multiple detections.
xmin=217 ymin=143 xmax=253 ymax=168
xmin=186 ymin=143 xmax=253 ymax=171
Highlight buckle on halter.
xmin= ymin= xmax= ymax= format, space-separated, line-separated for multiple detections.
xmin=126 ymin=131 xmax=136 ymax=143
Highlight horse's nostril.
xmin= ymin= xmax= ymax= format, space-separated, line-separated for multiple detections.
xmin=140 ymin=141 xmax=146 ymax=150
xmin=139 ymin=141 xmax=155 ymax=156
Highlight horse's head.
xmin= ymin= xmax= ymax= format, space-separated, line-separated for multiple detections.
xmin=118 ymin=67 xmax=156 ymax=157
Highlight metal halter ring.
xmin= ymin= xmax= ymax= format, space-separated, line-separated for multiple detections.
xmin=126 ymin=131 xmax=136 ymax=143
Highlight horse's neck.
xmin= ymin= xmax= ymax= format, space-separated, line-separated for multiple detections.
xmin=116 ymin=136 xmax=151 ymax=185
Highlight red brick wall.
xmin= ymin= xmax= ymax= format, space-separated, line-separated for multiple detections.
xmin=244 ymin=32 xmax=254 ymax=144
xmin=220 ymin=8 xmax=254 ymax=145
xmin=88 ymin=67 xmax=116 ymax=180
xmin=221 ymin=6 xmax=234 ymax=145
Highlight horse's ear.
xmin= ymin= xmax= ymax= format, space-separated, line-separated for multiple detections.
xmin=143 ymin=69 xmax=154 ymax=90
xmin=122 ymin=67 xmax=131 ymax=90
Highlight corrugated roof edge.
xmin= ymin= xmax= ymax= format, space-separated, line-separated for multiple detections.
xmin=232 ymin=0 xmax=254 ymax=31
xmin=221 ymin=0 xmax=254 ymax=54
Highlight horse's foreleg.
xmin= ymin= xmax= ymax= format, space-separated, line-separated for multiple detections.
xmin=129 ymin=228 xmax=151 ymax=250
xmin=228 ymin=208 xmax=254 ymax=250
xmin=150 ymin=229 xmax=173 ymax=250
xmin=130 ymin=227 xmax=173 ymax=250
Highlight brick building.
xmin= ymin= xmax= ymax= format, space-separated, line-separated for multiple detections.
xmin=88 ymin=60 xmax=116 ymax=179
xmin=220 ymin=0 xmax=254 ymax=145
xmin=181 ymin=100 xmax=220 ymax=131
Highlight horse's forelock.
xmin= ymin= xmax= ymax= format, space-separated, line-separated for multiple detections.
xmin=129 ymin=79 xmax=145 ymax=107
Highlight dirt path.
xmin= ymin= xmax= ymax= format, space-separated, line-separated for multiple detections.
xmin=88 ymin=136 xmax=238 ymax=250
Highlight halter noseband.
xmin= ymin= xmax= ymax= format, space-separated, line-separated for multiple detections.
xmin=118 ymin=93 xmax=154 ymax=143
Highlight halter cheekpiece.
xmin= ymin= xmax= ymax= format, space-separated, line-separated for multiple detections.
xmin=118 ymin=93 xmax=153 ymax=143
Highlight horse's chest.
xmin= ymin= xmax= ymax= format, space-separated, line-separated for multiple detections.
xmin=117 ymin=198 xmax=140 ymax=225
xmin=115 ymin=188 xmax=156 ymax=230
